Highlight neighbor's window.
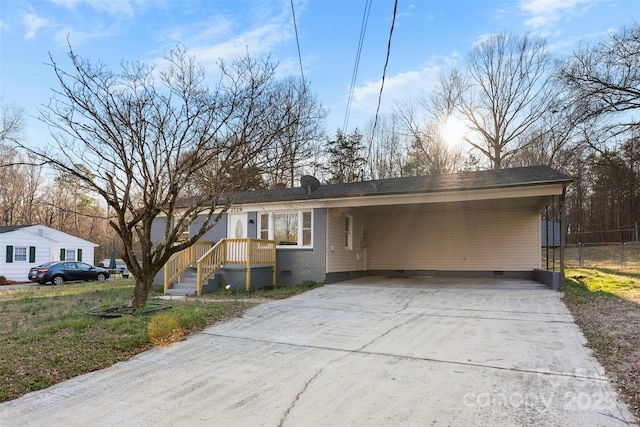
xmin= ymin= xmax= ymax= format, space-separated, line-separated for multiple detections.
xmin=344 ymin=214 xmax=353 ymax=250
xmin=14 ymin=247 xmax=27 ymax=262
xmin=259 ymin=211 xmax=313 ymax=248
xmin=66 ymin=249 xmax=76 ymax=261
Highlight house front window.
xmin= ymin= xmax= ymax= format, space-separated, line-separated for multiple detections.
xmin=66 ymin=249 xmax=76 ymax=261
xmin=14 ymin=247 xmax=27 ymax=262
xmin=259 ymin=211 xmax=313 ymax=248
xmin=260 ymin=214 xmax=269 ymax=240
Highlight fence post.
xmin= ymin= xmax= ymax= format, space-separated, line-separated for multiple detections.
xmin=578 ymin=243 xmax=583 ymax=268
xmin=622 ymin=242 xmax=626 ymax=268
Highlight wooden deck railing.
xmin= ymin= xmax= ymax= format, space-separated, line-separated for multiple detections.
xmin=195 ymin=238 xmax=277 ymax=295
xmin=164 ymin=238 xmax=277 ymax=295
xmin=163 ymin=242 xmax=212 ymax=293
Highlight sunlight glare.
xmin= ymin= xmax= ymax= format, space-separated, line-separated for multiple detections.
xmin=441 ymin=116 xmax=468 ymax=146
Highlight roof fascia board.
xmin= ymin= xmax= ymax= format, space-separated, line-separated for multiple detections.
xmin=233 ymin=183 xmax=566 ymax=212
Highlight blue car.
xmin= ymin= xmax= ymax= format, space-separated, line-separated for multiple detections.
xmin=28 ymin=261 xmax=110 ymax=285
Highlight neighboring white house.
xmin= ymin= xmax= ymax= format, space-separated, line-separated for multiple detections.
xmin=0 ymin=225 xmax=99 ymax=282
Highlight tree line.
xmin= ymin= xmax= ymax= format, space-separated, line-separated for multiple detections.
xmin=1 ymin=23 xmax=638 ymax=306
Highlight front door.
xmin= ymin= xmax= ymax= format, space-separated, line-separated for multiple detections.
xmin=227 ymin=213 xmax=248 ymax=262
xmin=227 ymin=213 xmax=248 ymax=239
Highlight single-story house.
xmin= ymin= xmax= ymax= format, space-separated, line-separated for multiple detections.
xmin=0 ymin=225 xmax=99 ymax=282
xmin=156 ymin=165 xmax=571 ymax=291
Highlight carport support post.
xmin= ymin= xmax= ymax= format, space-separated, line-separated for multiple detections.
xmin=560 ymin=188 xmax=566 ymax=289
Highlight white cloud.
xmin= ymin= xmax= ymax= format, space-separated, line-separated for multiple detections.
xmin=189 ymin=22 xmax=293 ymax=68
xmin=163 ymin=16 xmax=234 ymax=46
xmin=351 ymin=63 xmax=443 ymax=114
xmin=20 ymin=0 xmax=150 ymax=47
xmin=145 ymin=1 xmax=296 ymax=77
xmin=520 ymin=0 xmax=598 ymax=29
xmin=49 ymin=0 xmax=149 ymax=18
xmin=22 ymin=11 xmax=51 ymax=40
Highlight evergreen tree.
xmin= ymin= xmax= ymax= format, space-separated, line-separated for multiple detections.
xmin=325 ymin=129 xmax=366 ymax=183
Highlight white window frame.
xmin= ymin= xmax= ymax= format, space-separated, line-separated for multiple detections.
xmin=14 ymin=246 xmax=27 ymax=262
xmin=344 ymin=214 xmax=353 ymax=250
xmin=65 ymin=249 xmax=76 ymax=261
xmin=259 ymin=210 xmax=313 ymax=249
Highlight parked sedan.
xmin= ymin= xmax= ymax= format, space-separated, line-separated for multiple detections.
xmin=28 ymin=261 xmax=110 ymax=285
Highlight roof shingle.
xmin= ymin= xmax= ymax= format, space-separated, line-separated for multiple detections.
xmin=228 ymin=165 xmax=571 ymax=205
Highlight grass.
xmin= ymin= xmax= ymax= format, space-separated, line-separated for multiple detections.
xmin=563 ymin=267 xmax=640 ymax=420
xmin=0 ymin=279 xmax=322 ymax=403
xmin=202 ymin=279 xmax=323 ymax=300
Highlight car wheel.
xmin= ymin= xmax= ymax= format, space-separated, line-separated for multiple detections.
xmin=96 ymin=273 xmax=107 ymax=281
xmin=52 ymin=275 xmax=64 ymax=286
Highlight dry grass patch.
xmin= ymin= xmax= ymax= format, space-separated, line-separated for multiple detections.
xmin=0 ymin=279 xmax=322 ymax=403
xmin=563 ymin=268 xmax=640 ymax=421
xmin=0 ymin=280 xmax=252 ymax=402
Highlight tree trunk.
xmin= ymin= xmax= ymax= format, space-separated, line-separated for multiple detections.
xmin=493 ymin=146 xmax=502 ymax=170
xmin=129 ymin=274 xmax=154 ymax=308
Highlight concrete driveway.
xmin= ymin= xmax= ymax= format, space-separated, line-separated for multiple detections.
xmin=0 ymin=277 xmax=636 ymax=426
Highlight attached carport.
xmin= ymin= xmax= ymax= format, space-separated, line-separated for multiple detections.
xmin=324 ymin=166 xmax=571 ymax=287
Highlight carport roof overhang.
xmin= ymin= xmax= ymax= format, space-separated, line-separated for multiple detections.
xmin=172 ymin=165 xmax=571 ymax=215
xmin=235 ymin=182 xmax=566 ymax=214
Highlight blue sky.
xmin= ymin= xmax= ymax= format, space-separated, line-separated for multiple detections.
xmin=1 ymin=0 xmax=639 ymax=147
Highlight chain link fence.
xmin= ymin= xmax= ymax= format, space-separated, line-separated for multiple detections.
xmin=563 ymin=242 xmax=640 ymax=269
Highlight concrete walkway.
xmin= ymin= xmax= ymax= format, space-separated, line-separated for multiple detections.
xmin=0 ymin=278 xmax=636 ymax=426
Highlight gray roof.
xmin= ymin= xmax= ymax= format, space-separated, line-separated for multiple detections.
xmin=0 ymin=225 xmax=32 ymax=234
xmin=228 ymin=165 xmax=572 ymax=205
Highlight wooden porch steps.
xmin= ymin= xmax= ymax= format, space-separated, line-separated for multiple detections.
xmin=163 ymin=238 xmax=277 ymax=295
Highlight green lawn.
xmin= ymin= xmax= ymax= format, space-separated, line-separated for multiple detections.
xmin=0 ymin=279 xmax=322 ymax=402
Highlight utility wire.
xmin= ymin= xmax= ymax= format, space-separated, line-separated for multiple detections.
xmin=290 ymin=0 xmax=305 ymax=84
xmin=371 ymin=0 xmax=398 ymax=140
xmin=343 ymin=0 xmax=372 ymax=133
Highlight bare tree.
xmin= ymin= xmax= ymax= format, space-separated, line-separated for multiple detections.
xmin=0 ymin=143 xmax=43 ymax=226
xmin=454 ymin=34 xmax=557 ymax=169
xmin=21 ymin=46 xmax=302 ymax=308
xmin=508 ymin=105 xmax=580 ymax=170
xmin=560 ymin=23 xmax=640 ymax=140
xmin=0 ymin=103 xmax=24 ymax=147
xmin=362 ymin=114 xmax=407 ymax=179
xmin=262 ymin=77 xmax=326 ymax=187
xmin=395 ymin=73 xmax=466 ymax=175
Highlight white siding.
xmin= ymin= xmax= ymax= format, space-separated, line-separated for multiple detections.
xmin=326 ymin=208 xmax=368 ymax=273
xmin=0 ymin=226 xmax=98 ymax=282
xmin=0 ymin=230 xmax=53 ymax=281
xmin=367 ymin=209 xmax=540 ymax=272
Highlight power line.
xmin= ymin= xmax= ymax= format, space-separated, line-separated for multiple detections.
xmin=371 ymin=0 xmax=398 ymax=140
xmin=343 ymin=0 xmax=372 ymax=133
xmin=290 ymin=0 xmax=305 ymax=84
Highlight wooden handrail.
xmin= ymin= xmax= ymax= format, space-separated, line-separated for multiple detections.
xmin=195 ymin=239 xmax=226 ymax=295
xmin=194 ymin=238 xmax=277 ymax=295
xmin=163 ymin=242 xmax=212 ymax=293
